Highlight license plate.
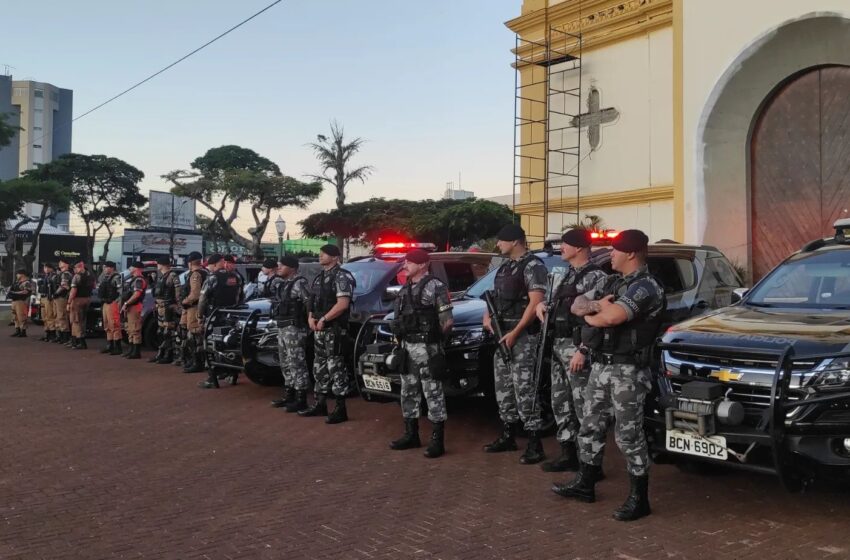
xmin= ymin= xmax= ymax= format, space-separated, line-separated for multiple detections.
xmin=362 ymin=374 xmax=393 ymax=392
xmin=666 ymin=429 xmax=728 ymax=461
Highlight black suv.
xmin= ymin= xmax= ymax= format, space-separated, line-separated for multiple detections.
xmin=653 ymin=223 xmax=850 ymax=490
xmin=363 ymin=243 xmax=744 ymax=400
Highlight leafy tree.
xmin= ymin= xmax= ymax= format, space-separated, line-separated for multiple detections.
xmin=0 ymin=112 xmax=22 ymax=148
xmin=0 ymin=178 xmax=70 ymax=282
xmin=26 ymin=153 xmax=147 ymax=261
xmin=564 ymin=214 xmax=607 ymax=232
xmin=166 ymin=145 xmax=322 ymax=259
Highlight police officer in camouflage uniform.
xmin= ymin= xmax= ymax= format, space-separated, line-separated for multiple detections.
xmin=180 ymin=252 xmax=208 ymax=373
xmin=553 ymin=229 xmax=665 ymax=522
xmin=268 ymin=256 xmax=312 ymax=412
xmin=483 ymin=224 xmax=549 ymax=464
xmin=149 ymin=256 xmax=181 ymax=364
xmin=97 ymin=261 xmax=124 ymax=355
xmin=8 ymin=269 xmax=34 ymax=337
xmin=121 ymin=262 xmax=148 ymax=360
xmin=257 ymin=258 xmax=278 ymax=299
xmin=68 ymin=260 xmax=93 ymax=349
xmin=52 ymin=258 xmax=74 ymax=345
xmin=536 ymin=229 xmax=608 ymax=472
xmin=38 ymin=263 xmax=58 ymax=342
xmin=389 ymin=249 xmax=454 ymax=458
xmin=300 ymin=244 xmax=356 ymax=424
xmin=198 ymin=254 xmax=242 ymax=388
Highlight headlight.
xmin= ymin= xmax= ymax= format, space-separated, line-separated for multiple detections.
xmin=448 ymin=328 xmax=485 ymax=347
xmin=814 ymin=358 xmax=850 ymax=386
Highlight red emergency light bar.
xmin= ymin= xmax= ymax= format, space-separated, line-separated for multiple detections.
xmin=590 ymin=230 xmax=620 ymax=240
xmin=374 ymin=242 xmax=437 ymax=252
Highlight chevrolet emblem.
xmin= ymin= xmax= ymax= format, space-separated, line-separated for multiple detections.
xmin=710 ymin=369 xmax=742 ymax=383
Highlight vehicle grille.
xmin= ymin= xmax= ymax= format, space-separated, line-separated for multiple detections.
xmin=670 ymin=380 xmax=800 ymax=420
xmin=668 ymin=351 xmax=817 ymax=372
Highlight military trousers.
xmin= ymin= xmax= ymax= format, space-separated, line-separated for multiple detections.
xmin=400 ymin=341 xmax=447 ymax=423
xmin=578 ymin=361 xmax=652 ymax=476
xmin=492 ymin=331 xmax=542 ymax=432
xmin=186 ymin=306 xmax=202 ymax=335
xmin=551 ymin=338 xmax=591 ymax=445
xmin=102 ymin=302 xmax=122 ymax=341
xmin=11 ymin=300 xmax=28 ymax=329
xmin=277 ymin=323 xmax=310 ymax=391
xmin=70 ymin=297 xmax=90 ymax=338
xmin=41 ymin=297 xmax=55 ymax=331
xmin=125 ymin=304 xmax=143 ymax=344
xmin=53 ymin=297 xmax=69 ymax=332
xmin=312 ymin=327 xmax=352 ymax=397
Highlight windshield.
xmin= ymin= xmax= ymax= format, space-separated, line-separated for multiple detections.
xmin=746 ymin=249 xmax=850 ymax=308
xmin=342 ymin=260 xmax=399 ymax=296
xmin=464 ymin=253 xmax=566 ymax=299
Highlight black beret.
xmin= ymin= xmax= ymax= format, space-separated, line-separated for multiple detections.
xmin=207 ymin=254 xmax=223 ymax=265
xmin=320 ymin=244 xmax=341 ymax=257
xmin=278 ymin=256 xmax=299 ymax=269
xmin=57 ymin=256 xmax=70 ymax=264
xmin=405 ymin=249 xmax=430 ymax=264
xmin=497 ymin=223 xmax=526 ymax=242
xmin=16 ymin=268 xmax=28 ymax=276
xmin=130 ymin=261 xmax=145 ymax=269
xmin=263 ymin=258 xmax=278 ymax=269
xmin=104 ymin=261 xmax=116 ymax=268
xmin=612 ymin=229 xmax=649 ymax=253
xmin=561 ymin=228 xmax=592 ymax=248
xmin=223 ymin=255 xmax=237 ymax=263
xmin=43 ymin=262 xmax=56 ymax=269
xmin=187 ymin=251 xmax=203 ymax=263
xmin=75 ymin=258 xmax=86 ymax=265
xmin=156 ymin=256 xmax=172 ymax=266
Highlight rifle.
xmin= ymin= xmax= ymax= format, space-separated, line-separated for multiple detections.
xmin=531 ymin=268 xmax=566 ymax=416
xmin=483 ymin=290 xmax=512 ymax=364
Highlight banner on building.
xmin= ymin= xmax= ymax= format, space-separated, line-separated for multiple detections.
xmin=149 ymin=190 xmax=196 ymax=230
xmin=122 ymin=228 xmax=203 ymax=257
xmin=37 ymin=234 xmax=90 ymax=265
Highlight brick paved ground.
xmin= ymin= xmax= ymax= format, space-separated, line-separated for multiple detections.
xmin=2 ymin=325 xmax=850 ymax=560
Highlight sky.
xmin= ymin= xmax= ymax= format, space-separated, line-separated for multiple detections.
xmin=4 ymin=0 xmax=520 ymax=242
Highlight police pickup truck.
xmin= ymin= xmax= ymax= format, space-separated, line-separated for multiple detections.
xmin=654 ymin=220 xmax=850 ymax=490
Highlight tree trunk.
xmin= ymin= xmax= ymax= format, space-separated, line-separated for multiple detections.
xmin=100 ymin=228 xmax=114 ymax=263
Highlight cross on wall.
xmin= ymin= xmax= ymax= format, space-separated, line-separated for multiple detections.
xmin=569 ymin=86 xmax=619 ymax=151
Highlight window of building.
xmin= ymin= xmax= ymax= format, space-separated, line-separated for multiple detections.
xmin=33 ymin=144 xmax=42 ymax=148
xmin=13 ymin=87 xmax=25 ymax=97
xmin=34 ymin=89 xmax=44 ymax=98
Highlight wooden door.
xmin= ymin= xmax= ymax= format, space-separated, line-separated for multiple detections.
xmin=750 ymin=66 xmax=850 ymax=280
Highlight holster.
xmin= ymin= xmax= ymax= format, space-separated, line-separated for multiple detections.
xmin=427 ymin=349 xmax=449 ymax=381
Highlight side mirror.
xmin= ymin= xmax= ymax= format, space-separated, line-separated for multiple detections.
xmin=383 ymin=285 xmax=402 ymax=302
xmin=731 ymin=288 xmax=748 ymax=304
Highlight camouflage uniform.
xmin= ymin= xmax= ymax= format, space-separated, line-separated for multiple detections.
xmin=492 ymin=252 xmax=548 ymax=432
xmin=274 ymin=275 xmax=311 ymax=391
xmin=578 ymin=266 xmax=665 ymax=476
xmin=550 ymin=263 xmax=608 ymax=445
xmin=310 ymin=265 xmax=356 ymax=397
xmin=395 ymin=276 xmax=453 ymax=423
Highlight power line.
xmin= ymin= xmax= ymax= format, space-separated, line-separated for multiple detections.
xmin=21 ymin=0 xmax=283 ymax=150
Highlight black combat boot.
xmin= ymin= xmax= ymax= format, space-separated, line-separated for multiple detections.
xmin=74 ymin=337 xmax=87 ymax=350
xmin=39 ymin=330 xmax=51 ymax=341
xmin=126 ymin=343 xmax=142 ymax=359
xmin=100 ymin=341 xmax=114 ymax=354
xmin=66 ymin=336 xmax=77 ymax=348
xmin=19 ymin=329 xmax=27 ymax=338
xmin=148 ymin=340 xmax=166 ymax=363
xmin=389 ymin=418 xmax=421 ymax=450
xmin=541 ymin=441 xmax=579 ymax=472
xmin=52 ymin=331 xmax=63 ymax=343
xmin=551 ymin=462 xmax=602 ymax=503
xmin=158 ymin=347 xmax=174 ymax=365
xmin=325 ymin=397 xmax=348 ymax=424
xmin=227 ymin=371 xmax=239 ymax=386
xmin=271 ymin=387 xmax=295 ymax=408
xmin=111 ymin=340 xmax=124 ymax=356
xmin=483 ymin=422 xmax=519 ymax=453
xmin=298 ymin=394 xmax=328 ymax=417
xmin=424 ymin=422 xmax=445 ymax=459
xmin=285 ymin=390 xmax=309 ymax=413
xmin=198 ymin=369 xmax=220 ymax=389
xmin=183 ymin=346 xmax=206 ymax=374
xmin=519 ymin=431 xmax=546 ymax=465
xmin=612 ymin=474 xmax=651 ymax=522
xmin=10 ymin=328 xmax=21 ymax=338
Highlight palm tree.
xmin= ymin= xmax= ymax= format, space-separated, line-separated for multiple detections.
xmin=308 ymin=121 xmax=373 ymax=211
xmin=564 ymin=214 xmax=607 ymax=232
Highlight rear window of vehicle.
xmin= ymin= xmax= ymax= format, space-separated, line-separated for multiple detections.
xmin=647 ymin=257 xmax=696 ymax=294
xmin=343 ymin=260 xmax=399 ymax=295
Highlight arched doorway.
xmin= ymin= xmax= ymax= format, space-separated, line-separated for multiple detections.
xmin=750 ymin=65 xmax=850 ymax=280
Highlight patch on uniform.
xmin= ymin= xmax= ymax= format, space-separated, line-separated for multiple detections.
xmin=632 ymin=287 xmax=649 ymax=302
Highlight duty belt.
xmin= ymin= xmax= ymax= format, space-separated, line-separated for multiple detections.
xmin=593 ymin=352 xmax=637 ymax=366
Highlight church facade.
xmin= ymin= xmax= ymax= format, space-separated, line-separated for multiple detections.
xmin=507 ymin=0 xmax=850 ymax=281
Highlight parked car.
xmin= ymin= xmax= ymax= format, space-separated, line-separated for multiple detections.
xmin=213 ymin=252 xmax=498 ymax=386
xmin=653 ymin=222 xmax=850 ymax=490
xmin=360 ymin=243 xmax=745 ymax=403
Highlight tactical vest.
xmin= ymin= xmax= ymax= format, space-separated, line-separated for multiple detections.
xmin=122 ymin=276 xmax=147 ymax=303
xmin=9 ymin=279 xmax=29 ymax=301
xmin=393 ymin=275 xmax=442 ymax=342
xmin=553 ymin=263 xmax=600 ymax=338
xmin=154 ymin=270 xmax=180 ymax=304
xmin=55 ymin=270 xmax=73 ymax=298
xmin=38 ymin=274 xmax=52 ymax=298
xmin=74 ymin=271 xmax=93 ymax=298
xmin=311 ymin=266 xmax=355 ymax=326
xmin=493 ymin=252 xmax=542 ymax=321
xmin=47 ymin=272 xmax=61 ymax=299
xmin=180 ymin=269 xmax=208 ymax=302
xmin=594 ymin=272 xmax=666 ymax=357
xmin=211 ymin=270 xmax=240 ymax=308
xmin=98 ymin=272 xmax=121 ymax=304
xmin=274 ymin=276 xmax=307 ymax=328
